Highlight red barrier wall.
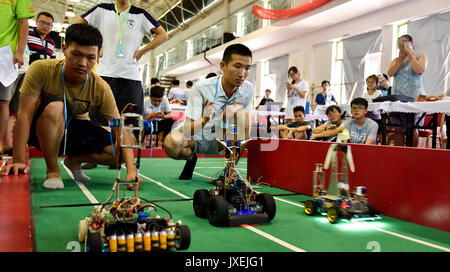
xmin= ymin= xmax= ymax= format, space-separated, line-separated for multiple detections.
xmin=0 ymin=173 xmax=33 ymax=252
xmin=248 ymin=139 xmax=450 ymax=232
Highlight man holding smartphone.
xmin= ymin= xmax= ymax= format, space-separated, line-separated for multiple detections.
xmin=143 ymin=85 xmax=174 ymax=143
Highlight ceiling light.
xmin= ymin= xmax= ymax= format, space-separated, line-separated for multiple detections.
xmin=65 ymin=5 xmax=75 ymax=17
xmin=62 ymin=17 xmax=70 ymax=28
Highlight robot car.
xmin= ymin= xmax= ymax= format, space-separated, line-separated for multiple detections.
xmin=78 ymin=113 xmax=191 ymax=252
xmin=193 ymin=114 xmax=276 ymax=226
xmin=302 ymin=143 xmax=380 ymax=224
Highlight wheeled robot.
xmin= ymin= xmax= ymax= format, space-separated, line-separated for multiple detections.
xmin=193 ymin=114 xmax=276 ymax=226
xmin=78 ymin=113 xmax=191 ymax=252
xmin=303 ymin=143 xmax=379 ymax=223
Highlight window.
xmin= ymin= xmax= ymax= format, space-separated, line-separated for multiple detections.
xmin=332 ymin=40 xmax=346 ymax=104
xmin=261 ymin=60 xmax=277 ymax=103
xmin=397 ymin=22 xmax=408 ymax=38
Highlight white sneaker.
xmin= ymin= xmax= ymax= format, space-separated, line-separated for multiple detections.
xmin=63 ymin=159 xmax=91 ymax=182
xmin=43 ymin=178 xmax=64 ymax=189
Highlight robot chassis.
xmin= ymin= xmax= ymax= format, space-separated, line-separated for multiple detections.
xmin=193 ymin=115 xmax=276 ymax=226
xmin=303 ymin=143 xmax=380 ymax=224
xmin=78 ymin=113 xmax=191 ymax=252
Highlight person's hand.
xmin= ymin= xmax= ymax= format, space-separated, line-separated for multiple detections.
xmin=203 ymin=100 xmax=214 ymax=120
xmin=156 ymin=112 xmax=165 ymax=119
xmin=403 ymin=42 xmax=414 ymax=58
xmin=0 ymin=162 xmax=29 ymax=176
xmin=398 ymin=47 xmax=408 ymax=62
xmin=133 ymin=49 xmax=144 ymax=62
xmin=125 ymin=166 xmax=143 ymax=190
xmin=13 ymin=52 xmax=24 ymax=69
xmin=221 ymin=103 xmax=243 ymax=122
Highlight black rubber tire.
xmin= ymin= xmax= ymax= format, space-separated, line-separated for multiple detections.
xmin=175 ymin=225 xmax=191 ymax=250
xmin=87 ymin=230 xmax=103 ymax=252
xmin=193 ymin=189 xmax=210 ymax=218
xmin=256 ymin=193 xmax=276 ymax=221
xmin=304 ymin=200 xmax=318 ymax=216
xmin=207 ymin=195 xmax=229 ymax=226
xmin=367 ymin=203 xmax=377 ymax=217
xmin=327 ymin=206 xmax=340 ymax=224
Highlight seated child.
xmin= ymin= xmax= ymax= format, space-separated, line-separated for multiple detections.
xmin=310 ymin=105 xmax=345 ymax=141
xmin=361 ymin=74 xmax=382 ymax=102
xmin=343 ymin=97 xmax=379 ymax=144
xmin=279 ymin=106 xmax=313 ymax=140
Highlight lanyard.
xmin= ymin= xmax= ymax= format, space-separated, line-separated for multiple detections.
xmin=115 ymin=3 xmax=131 ymax=44
xmin=214 ymin=76 xmax=236 ymax=111
xmin=353 ymin=119 xmax=367 ymax=140
xmin=61 ymin=63 xmax=89 ymax=155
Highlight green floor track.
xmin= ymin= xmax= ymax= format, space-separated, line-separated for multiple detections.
xmin=30 ymin=157 xmax=450 ymax=252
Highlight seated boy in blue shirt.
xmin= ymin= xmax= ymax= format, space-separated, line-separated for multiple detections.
xmin=279 ymin=106 xmax=313 ymax=139
xmin=315 ymin=80 xmax=337 ymax=106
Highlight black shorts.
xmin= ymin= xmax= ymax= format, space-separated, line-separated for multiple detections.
xmin=102 ymin=76 xmax=144 ymax=114
xmin=89 ymin=77 xmax=144 ymax=127
xmin=28 ymin=97 xmax=114 ymax=156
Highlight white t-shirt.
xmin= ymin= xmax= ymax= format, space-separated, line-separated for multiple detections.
xmin=168 ymin=87 xmax=186 ymax=101
xmin=285 ymin=79 xmax=308 ymax=119
xmin=82 ymin=3 xmax=160 ymax=81
xmin=143 ymin=96 xmax=171 ymax=121
xmin=360 ymin=90 xmax=383 ymax=102
xmin=185 ymin=76 xmax=254 ymax=153
xmin=185 ymin=88 xmax=191 ymax=103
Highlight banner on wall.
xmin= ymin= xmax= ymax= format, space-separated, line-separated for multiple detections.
xmin=252 ymin=0 xmax=333 ymax=20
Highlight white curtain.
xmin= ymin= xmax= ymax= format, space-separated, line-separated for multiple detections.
xmin=342 ymin=30 xmax=382 ymax=101
xmin=269 ymin=54 xmax=289 ymax=104
xmin=408 ymin=11 xmax=450 ymax=96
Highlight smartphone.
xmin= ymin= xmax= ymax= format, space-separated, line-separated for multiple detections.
xmin=405 ymin=41 xmax=412 ymax=50
xmin=398 ymin=42 xmax=405 ymax=50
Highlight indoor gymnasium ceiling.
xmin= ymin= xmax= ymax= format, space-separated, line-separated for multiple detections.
xmin=30 ymin=0 xmax=214 ymax=33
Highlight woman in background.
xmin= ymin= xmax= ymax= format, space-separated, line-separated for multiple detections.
xmin=285 ymin=66 xmax=308 ymax=122
xmin=387 ymin=34 xmax=427 ymax=100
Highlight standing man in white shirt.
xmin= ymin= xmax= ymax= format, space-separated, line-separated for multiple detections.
xmin=163 ymin=44 xmax=254 ymax=180
xmin=75 ymin=0 xmax=167 ymax=169
xmin=74 ymin=0 xmax=167 ymax=116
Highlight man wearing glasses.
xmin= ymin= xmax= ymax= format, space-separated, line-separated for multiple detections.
xmin=343 ymin=97 xmax=378 ymax=145
xmin=28 ymin=11 xmax=56 ymax=64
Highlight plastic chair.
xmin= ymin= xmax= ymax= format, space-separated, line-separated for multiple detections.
xmin=416 ymin=96 xmax=446 ymax=148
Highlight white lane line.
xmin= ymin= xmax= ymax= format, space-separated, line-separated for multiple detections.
xmin=139 ymin=174 xmax=190 ymax=200
xmin=243 ymin=225 xmax=305 ymax=252
xmin=373 ymin=228 xmax=450 ymax=252
xmin=193 ymin=172 xmax=303 ymax=209
xmin=192 ymin=171 xmax=449 ymax=252
xmin=138 ymin=171 xmax=305 ymax=252
xmin=60 ymin=160 xmax=99 ymax=205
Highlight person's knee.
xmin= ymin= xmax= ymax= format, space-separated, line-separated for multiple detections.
xmin=163 ymin=131 xmax=182 ymax=159
xmin=163 ymin=130 xmax=193 ymax=160
xmin=37 ymin=101 xmax=65 ymax=131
